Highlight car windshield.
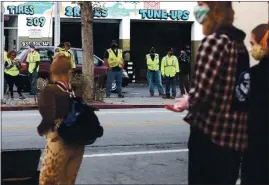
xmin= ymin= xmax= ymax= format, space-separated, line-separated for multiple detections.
xmin=76 ymin=50 xmax=99 ymax=65
xmin=16 ymin=49 xmax=29 ymax=61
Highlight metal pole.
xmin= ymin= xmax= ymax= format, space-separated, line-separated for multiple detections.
xmin=1 ymin=1 xmax=4 ymax=101
xmin=54 ymin=1 xmax=60 ymax=50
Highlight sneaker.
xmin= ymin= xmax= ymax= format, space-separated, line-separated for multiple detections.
xmin=159 ymin=93 xmax=164 ymax=97
xmin=170 ymin=96 xmax=176 ymax=99
xmin=150 ymin=93 xmax=154 ymax=97
xmin=118 ymin=94 xmax=124 ymax=98
xmin=19 ymin=96 xmax=26 ymax=100
xmin=106 ymin=95 xmax=111 ymax=98
xmin=11 ymin=96 xmax=14 ymax=100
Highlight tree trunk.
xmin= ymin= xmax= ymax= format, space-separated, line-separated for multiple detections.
xmin=80 ymin=2 xmax=94 ymax=101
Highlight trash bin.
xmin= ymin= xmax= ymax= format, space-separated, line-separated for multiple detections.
xmin=1 ymin=149 xmax=41 ymax=185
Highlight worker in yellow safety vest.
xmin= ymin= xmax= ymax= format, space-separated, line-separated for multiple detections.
xmin=103 ymin=40 xmax=124 ymax=98
xmin=4 ymin=50 xmax=25 ymax=99
xmin=146 ymin=47 xmax=164 ymax=97
xmin=3 ymin=49 xmax=8 ymax=94
xmin=26 ymin=45 xmax=40 ymax=95
xmin=64 ymin=42 xmax=76 ymax=70
xmin=161 ymin=47 xmax=179 ymax=99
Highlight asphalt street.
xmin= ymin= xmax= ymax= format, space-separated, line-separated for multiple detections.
xmin=2 ymin=108 xmax=190 ymax=184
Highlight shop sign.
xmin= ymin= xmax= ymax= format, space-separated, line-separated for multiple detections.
xmin=7 ymin=5 xmax=46 ymax=27
xmin=65 ymin=6 xmax=108 ymax=18
xmin=139 ymin=9 xmax=190 ymax=21
xmin=28 ymin=28 xmax=42 ymax=39
xmin=21 ymin=41 xmax=50 ymax=47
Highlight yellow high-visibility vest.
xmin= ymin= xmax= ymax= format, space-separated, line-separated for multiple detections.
xmin=54 ymin=48 xmax=76 ymax=69
xmin=4 ymin=51 xmax=7 ymax=62
xmin=161 ymin=55 xmax=180 ymax=77
xmin=146 ymin=53 xmax=159 ymax=71
xmin=4 ymin=59 xmax=20 ymax=76
xmin=107 ymin=49 xmax=123 ymax=68
xmin=26 ymin=51 xmax=40 ymax=73
xmin=68 ymin=49 xmax=76 ymax=69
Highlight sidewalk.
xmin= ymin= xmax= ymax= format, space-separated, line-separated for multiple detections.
xmin=1 ymin=86 xmax=180 ymax=111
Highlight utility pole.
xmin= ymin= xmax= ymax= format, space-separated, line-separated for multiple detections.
xmin=54 ymin=1 xmax=60 ymax=51
xmin=1 ymin=1 xmax=4 ymax=101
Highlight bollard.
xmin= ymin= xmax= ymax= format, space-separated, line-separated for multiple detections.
xmin=1 ymin=149 xmax=41 ymax=185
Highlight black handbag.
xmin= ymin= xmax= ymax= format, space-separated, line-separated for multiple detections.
xmin=56 ymin=83 xmax=103 ymax=145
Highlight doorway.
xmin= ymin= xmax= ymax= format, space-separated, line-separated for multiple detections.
xmin=130 ymin=21 xmax=192 ymax=82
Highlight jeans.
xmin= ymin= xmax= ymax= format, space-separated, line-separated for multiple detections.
xmin=164 ymin=76 xmax=176 ymax=97
xmin=147 ymin=70 xmax=164 ymax=95
xmin=106 ymin=69 xmax=122 ymax=96
xmin=179 ymin=73 xmax=190 ymax=95
xmin=29 ymin=71 xmax=38 ymax=94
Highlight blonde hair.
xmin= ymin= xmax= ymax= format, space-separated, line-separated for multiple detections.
xmin=202 ymin=2 xmax=234 ymax=35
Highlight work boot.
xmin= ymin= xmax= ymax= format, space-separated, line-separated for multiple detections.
xmin=118 ymin=94 xmax=124 ymax=98
xmin=162 ymin=95 xmax=170 ymax=99
xmin=19 ymin=95 xmax=26 ymax=100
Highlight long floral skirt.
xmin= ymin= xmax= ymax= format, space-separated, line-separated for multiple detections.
xmin=39 ymin=131 xmax=84 ymax=185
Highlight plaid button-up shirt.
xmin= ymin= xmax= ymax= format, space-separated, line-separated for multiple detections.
xmin=184 ymin=32 xmax=249 ymax=151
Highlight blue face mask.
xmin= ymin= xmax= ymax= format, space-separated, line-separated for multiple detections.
xmin=193 ymin=5 xmax=210 ymax=24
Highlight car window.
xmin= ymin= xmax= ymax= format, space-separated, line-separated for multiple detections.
xmin=16 ymin=49 xmax=29 ymax=61
xmin=76 ymin=50 xmax=99 ymax=65
xmin=36 ymin=48 xmax=53 ymax=62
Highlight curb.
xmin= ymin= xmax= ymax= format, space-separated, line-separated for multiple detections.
xmin=0 ymin=104 xmax=165 ymax=111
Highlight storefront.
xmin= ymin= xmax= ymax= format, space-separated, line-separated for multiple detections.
xmin=4 ymin=1 xmax=268 ymax=81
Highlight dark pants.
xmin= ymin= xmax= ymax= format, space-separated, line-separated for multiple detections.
xmin=29 ymin=71 xmax=38 ymax=94
xmin=241 ymin=142 xmax=268 ymax=185
xmin=188 ymin=127 xmax=241 ymax=185
xmin=164 ymin=76 xmax=176 ymax=97
xmin=4 ymin=78 xmax=8 ymax=94
xmin=179 ymin=73 xmax=190 ymax=95
xmin=4 ymin=73 xmax=22 ymax=97
xmin=106 ymin=69 xmax=122 ymax=96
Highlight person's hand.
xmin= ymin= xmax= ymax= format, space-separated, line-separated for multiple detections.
xmin=165 ymin=95 xmax=189 ymax=112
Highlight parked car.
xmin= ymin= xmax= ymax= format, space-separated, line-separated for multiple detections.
xmin=16 ymin=46 xmax=129 ymax=92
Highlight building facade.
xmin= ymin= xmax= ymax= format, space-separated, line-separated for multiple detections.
xmin=3 ymin=1 xmax=268 ymax=81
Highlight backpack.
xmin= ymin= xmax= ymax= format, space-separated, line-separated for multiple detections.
xmin=55 ymin=82 xmax=104 ymax=145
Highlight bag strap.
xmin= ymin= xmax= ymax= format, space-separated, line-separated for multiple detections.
xmin=55 ymin=81 xmax=76 ymax=98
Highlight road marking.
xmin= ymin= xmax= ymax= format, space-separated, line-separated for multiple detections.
xmin=2 ymin=121 xmax=187 ymax=131
xmin=83 ymin=149 xmax=188 ymax=158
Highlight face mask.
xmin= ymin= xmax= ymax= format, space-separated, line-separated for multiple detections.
xmin=193 ymin=5 xmax=210 ymax=24
xmin=251 ymin=44 xmax=267 ymax=61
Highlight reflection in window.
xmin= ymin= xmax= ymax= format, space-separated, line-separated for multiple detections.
xmin=16 ymin=49 xmax=28 ymax=62
xmin=76 ymin=50 xmax=99 ymax=65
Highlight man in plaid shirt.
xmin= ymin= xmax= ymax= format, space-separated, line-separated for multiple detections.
xmin=184 ymin=2 xmax=250 ymax=184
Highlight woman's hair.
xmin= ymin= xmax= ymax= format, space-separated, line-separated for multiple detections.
xmin=7 ymin=50 xmax=16 ymax=58
xmin=202 ymin=1 xmax=234 ymax=35
xmin=252 ymin=22 xmax=269 ymax=49
xmin=50 ymin=53 xmax=72 ymax=77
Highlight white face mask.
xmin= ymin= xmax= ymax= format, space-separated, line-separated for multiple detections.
xmin=193 ymin=5 xmax=210 ymax=24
